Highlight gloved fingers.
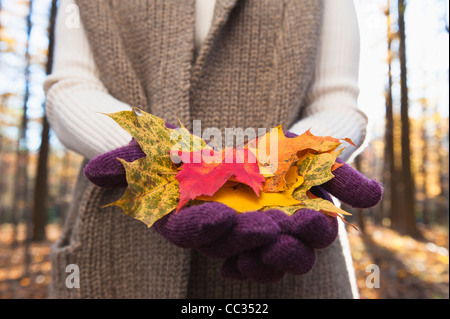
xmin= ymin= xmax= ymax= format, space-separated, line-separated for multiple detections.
xmin=84 ymin=138 xmax=145 ymax=188
xmin=165 ymin=122 xmax=177 ymax=129
xmin=220 ymin=255 xmax=248 ymax=281
xmin=261 ymin=209 xmax=291 ymax=233
xmin=84 ymin=122 xmax=177 ymax=188
xmin=153 ymin=202 xmax=237 ymax=248
xmin=284 ymin=130 xmax=298 ymax=138
xmin=235 ymin=251 xmax=286 ymax=284
xmin=322 ymin=158 xmax=383 ymax=208
xmin=197 ymin=211 xmax=280 ymax=258
xmin=263 ymin=207 xmax=338 ymax=249
xmin=309 ymin=185 xmax=333 ymax=202
xmin=284 ymin=131 xmax=383 ymax=207
xmin=289 ymin=209 xmax=338 ymax=249
xmin=260 ymin=234 xmax=317 ymax=275
xmin=221 ymin=235 xmax=317 ymax=282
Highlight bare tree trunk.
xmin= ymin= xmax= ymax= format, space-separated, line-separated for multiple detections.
xmin=395 ymin=0 xmax=419 ymax=236
xmin=9 ymin=0 xmax=35 ymax=276
xmin=0 ymin=0 xmax=6 ymax=225
xmin=384 ymin=0 xmax=400 ymax=229
xmin=420 ymin=100 xmax=430 ymax=224
xmin=441 ymin=128 xmax=450 ymax=225
xmin=11 ymin=0 xmax=33 ymax=249
xmin=0 ymin=134 xmax=4 ymax=225
xmin=0 ymin=98 xmax=5 ymax=225
xmin=31 ymin=0 xmax=58 ymax=242
xmin=23 ymin=0 xmax=35 ymax=276
xmin=434 ymin=113 xmax=447 ymax=225
xmin=32 ymin=119 xmax=50 ymax=241
xmin=0 ymin=94 xmax=11 ymax=225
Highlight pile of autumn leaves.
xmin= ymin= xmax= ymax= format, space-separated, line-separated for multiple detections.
xmin=105 ymin=109 xmax=353 ymax=227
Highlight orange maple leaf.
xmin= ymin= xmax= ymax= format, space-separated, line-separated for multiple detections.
xmin=248 ymin=127 xmax=342 ymax=192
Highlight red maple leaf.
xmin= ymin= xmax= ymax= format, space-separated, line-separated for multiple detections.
xmin=172 ymin=147 xmax=265 ymax=212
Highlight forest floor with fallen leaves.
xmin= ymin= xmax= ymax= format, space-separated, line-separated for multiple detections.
xmin=0 ymin=222 xmax=448 ymax=299
xmin=347 ymin=222 xmax=449 ymax=299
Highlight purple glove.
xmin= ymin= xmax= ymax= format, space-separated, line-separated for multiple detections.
xmin=215 ymin=127 xmax=383 ymax=283
xmin=84 ymin=121 xmax=176 ymax=189
xmin=84 ymin=133 xmax=383 ymax=283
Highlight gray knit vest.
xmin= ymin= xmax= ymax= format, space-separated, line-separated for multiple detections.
xmin=49 ymin=0 xmax=355 ymax=298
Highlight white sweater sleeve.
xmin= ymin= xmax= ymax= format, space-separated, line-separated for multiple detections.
xmin=45 ymin=0 xmax=367 ymax=161
xmin=44 ymin=0 xmax=218 ymax=160
xmin=288 ymin=0 xmax=368 ymax=161
xmin=44 ymin=0 xmax=133 ymax=160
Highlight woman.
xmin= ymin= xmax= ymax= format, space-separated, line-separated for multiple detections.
xmin=44 ymin=0 xmax=379 ymax=298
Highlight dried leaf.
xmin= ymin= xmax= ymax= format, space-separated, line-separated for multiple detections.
xmin=197 ymin=168 xmax=304 ymax=212
xmin=342 ymin=137 xmax=357 ymax=147
xmin=292 ymin=148 xmax=342 ymax=201
xmin=103 ymin=110 xmax=353 ymax=225
xmin=299 ymin=197 xmax=351 ymax=216
xmin=104 ymin=109 xmax=199 ymax=227
xmin=105 ymin=108 xmax=173 ymax=160
xmin=170 ymin=121 xmax=209 ymax=155
xmin=331 ymin=161 xmax=344 ymax=172
xmin=248 ymin=127 xmax=342 ymax=192
xmin=105 ymin=158 xmax=180 ymax=227
xmin=196 ymin=131 xmax=351 ymax=218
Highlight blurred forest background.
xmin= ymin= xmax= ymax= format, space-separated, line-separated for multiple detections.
xmin=0 ymin=0 xmax=448 ymax=299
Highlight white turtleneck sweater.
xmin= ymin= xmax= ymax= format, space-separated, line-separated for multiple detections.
xmin=44 ymin=0 xmax=367 ymax=162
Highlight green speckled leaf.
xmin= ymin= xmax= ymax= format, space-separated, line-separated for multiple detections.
xmin=261 ymin=205 xmax=303 ymax=216
xmin=266 ymin=147 xmax=349 ymax=217
xmin=300 ymin=197 xmax=351 ymax=216
xmin=292 ymin=149 xmax=342 ymax=201
xmin=105 ymin=108 xmax=173 ymax=162
xmin=264 ymin=197 xmax=350 ymax=217
xmin=172 ymin=121 xmax=208 ymax=152
xmin=103 ymin=109 xmax=206 ymax=227
xmin=106 ymin=158 xmax=180 ymax=227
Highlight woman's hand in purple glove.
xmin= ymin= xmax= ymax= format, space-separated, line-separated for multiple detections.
xmin=83 ymin=132 xmax=383 ymax=284
xmin=217 ymin=134 xmax=384 ymax=283
xmin=152 ymin=202 xmax=280 ymax=254
xmin=84 ymin=130 xmax=382 ymax=209
xmin=150 ymin=190 xmax=337 ymax=284
xmin=83 ymin=137 xmax=289 ymax=270
xmin=83 ymin=121 xmax=177 ymax=189
xmin=220 ymin=187 xmax=338 ymax=283
xmin=84 ymin=138 xmax=145 ymax=189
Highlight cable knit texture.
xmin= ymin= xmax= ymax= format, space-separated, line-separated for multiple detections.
xmin=47 ymin=0 xmax=366 ymax=299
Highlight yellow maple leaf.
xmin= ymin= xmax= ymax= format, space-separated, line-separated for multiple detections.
xmin=197 ymin=164 xmax=305 ymax=212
